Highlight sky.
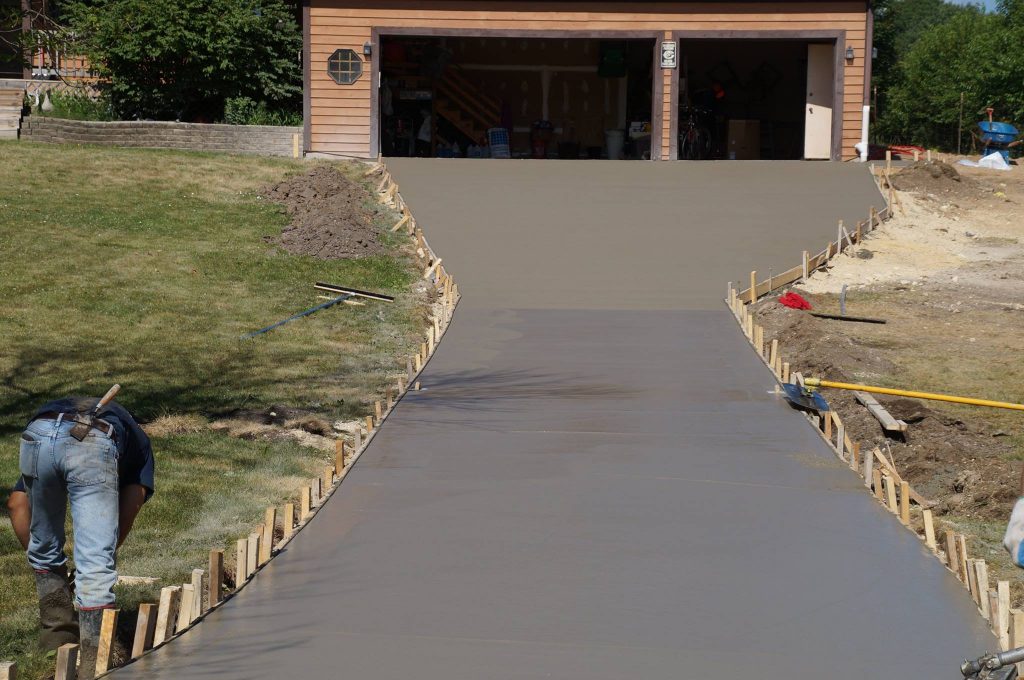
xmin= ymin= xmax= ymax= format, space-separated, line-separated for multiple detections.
xmin=948 ymin=0 xmax=998 ymax=9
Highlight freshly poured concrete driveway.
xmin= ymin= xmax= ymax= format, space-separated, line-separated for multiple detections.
xmin=116 ymin=161 xmax=992 ymax=679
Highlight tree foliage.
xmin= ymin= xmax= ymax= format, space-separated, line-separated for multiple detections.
xmin=64 ymin=0 xmax=302 ymax=121
xmin=874 ymin=0 xmax=1024 ymax=150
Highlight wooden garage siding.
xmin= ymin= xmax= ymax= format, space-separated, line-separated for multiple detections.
xmin=309 ymin=1 xmax=869 ymax=160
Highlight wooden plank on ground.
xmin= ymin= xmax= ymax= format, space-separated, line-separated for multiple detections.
xmin=854 ymin=391 xmax=908 ymax=434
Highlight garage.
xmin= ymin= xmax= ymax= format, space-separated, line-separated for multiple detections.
xmin=304 ymin=2 xmax=871 ymax=162
xmin=377 ymin=35 xmax=657 ymax=160
xmin=675 ymin=38 xmax=840 ymax=161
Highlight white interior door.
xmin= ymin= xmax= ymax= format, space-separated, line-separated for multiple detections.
xmin=804 ymin=43 xmax=834 ymax=160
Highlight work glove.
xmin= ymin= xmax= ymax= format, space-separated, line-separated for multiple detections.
xmin=1003 ymin=497 xmax=1024 ymax=567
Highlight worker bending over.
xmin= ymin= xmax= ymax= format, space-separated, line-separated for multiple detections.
xmin=7 ymin=396 xmax=154 ymax=678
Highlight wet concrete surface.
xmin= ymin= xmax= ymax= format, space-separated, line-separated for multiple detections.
xmin=112 ymin=161 xmax=993 ymax=679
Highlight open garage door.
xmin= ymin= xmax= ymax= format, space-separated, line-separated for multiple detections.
xmin=377 ymin=35 xmax=657 ymax=160
xmin=675 ymin=38 xmax=838 ymax=160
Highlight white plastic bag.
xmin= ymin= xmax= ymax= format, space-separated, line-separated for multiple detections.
xmin=957 ymin=151 xmax=1012 ymax=170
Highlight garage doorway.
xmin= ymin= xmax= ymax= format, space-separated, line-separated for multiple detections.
xmin=674 ymin=35 xmax=841 ymax=160
xmin=376 ymin=35 xmax=658 ymax=160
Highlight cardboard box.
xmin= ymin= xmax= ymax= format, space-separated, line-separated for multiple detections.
xmin=727 ymin=119 xmax=760 ymax=160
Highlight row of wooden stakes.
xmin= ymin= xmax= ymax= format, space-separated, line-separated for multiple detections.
xmin=0 ymin=163 xmax=462 ymax=680
xmin=727 ymin=272 xmax=1021 ymax=658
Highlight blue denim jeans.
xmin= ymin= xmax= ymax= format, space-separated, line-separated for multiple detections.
xmin=19 ymin=416 xmax=119 ymax=609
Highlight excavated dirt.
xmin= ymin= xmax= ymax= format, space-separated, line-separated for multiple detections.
xmin=890 ymin=160 xmax=978 ymax=201
xmin=263 ymin=166 xmax=387 ymax=259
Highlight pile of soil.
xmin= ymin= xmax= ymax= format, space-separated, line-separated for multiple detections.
xmin=754 ymin=293 xmax=1017 ymax=520
xmin=264 ymin=166 xmax=386 ymax=259
xmin=890 ymin=160 xmax=979 ymax=201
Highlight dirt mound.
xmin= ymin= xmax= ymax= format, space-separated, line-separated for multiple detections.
xmin=264 ymin=166 xmax=386 ymax=259
xmin=891 ymin=160 xmax=978 ymax=200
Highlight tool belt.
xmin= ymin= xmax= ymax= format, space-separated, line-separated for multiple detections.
xmin=33 ymin=412 xmax=116 ymax=441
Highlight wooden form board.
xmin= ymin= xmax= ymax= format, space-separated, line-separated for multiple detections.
xmin=308 ymin=1 xmax=869 ymax=159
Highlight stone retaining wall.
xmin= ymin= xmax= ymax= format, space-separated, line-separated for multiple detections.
xmin=20 ymin=117 xmax=302 ymax=157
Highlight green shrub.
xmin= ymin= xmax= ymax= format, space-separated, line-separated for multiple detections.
xmin=37 ymin=89 xmax=112 ymax=121
xmin=222 ymin=97 xmax=302 ymax=127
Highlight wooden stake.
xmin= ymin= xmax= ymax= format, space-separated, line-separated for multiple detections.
xmin=978 ymin=561 xmax=991 ymax=619
xmin=863 ymin=445 xmax=874 ymax=487
xmin=322 ymin=466 xmax=334 ymax=494
xmin=922 ymin=509 xmax=936 ymax=550
xmin=176 ymin=585 xmax=194 ymax=632
xmin=999 ymin=581 xmax=1011 ymax=649
xmin=424 ymin=258 xmax=443 ymax=280
xmin=261 ymin=507 xmax=276 ymax=565
xmin=0 ymin=663 xmax=16 ymax=680
xmin=55 ymin=644 xmax=78 ymax=680
xmin=989 ymin=590 xmax=1001 ymax=633
xmin=131 ymin=603 xmax=157 ymax=659
xmin=335 ymin=439 xmax=345 ymax=472
xmin=375 ymin=400 xmax=382 ymax=422
xmin=300 ymin=486 xmax=311 ymax=522
xmin=283 ymin=503 xmax=295 ymax=540
xmin=246 ymin=533 xmax=260 ymax=578
xmin=884 ymin=474 xmax=898 ymax=513
xmin=190 ymin=568 xmax=204 ymax=618
xmin=749 ymin=271 xmax=757 ymax=304
xmin=899 ymin=480 xmax=910 ymax=525
xmin=1011 ymin=609 xmax=1024 ymax=672
xmin=209 ymin=550 xmax=224 ymax=607
xmin=354 ymin=429 xmax=362 ymax=451
xmin=802 ymin=250 xmax=809 ymax=281
xmin=95 ymin=609 xmax=118 ymax=675
xmin=769 ymin=339 xmax=778 ymax=369
xmin=835 ymin=422 xmax=845 ymax=458
xmin=414 ymin=353 xmax=422 ymax=372
xmin=386 ymin=387 xmax=394 ymax=411
xmin=945 ymin=530 xmax=960 ymax=577
xmin=849 ymin=442 xmax=860 ymax=472
xmin=390 ymin=214 xmax=411 ymax=233
xmin=406 ymin=356 xmax=414 ymax=382
xmin=823 ymin=413 xmax=832 ymax=440
xmin=235 ymin=539 xmax=247 ymax=586
xmin=967 ymin=559 xmax=980 ymax=604
xmin=957 ymin=534 xmax=970 ymax=584
xmin=153 ymin=586 xmax=181 ymax=646
xmin=310 ymin=478 xmax=321 ymax=506
xmin=365 ymin=415 xmax=374 ymax=434
xmin=782 ymin=362 xmax=790 ymax=383
xmin=872 ymin=469 xmax=883 ymax=501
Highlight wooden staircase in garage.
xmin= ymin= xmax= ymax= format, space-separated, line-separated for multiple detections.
xmin=434 ymin=66 xmax=501 ymax=145
xmin=0 ymin=88 xmax=25 ymax=139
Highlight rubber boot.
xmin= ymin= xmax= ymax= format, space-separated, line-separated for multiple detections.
xmin=77 ymin=608 xmax=104 ymax=680
xmin=34 ymin=566 xmax=79 ymax=651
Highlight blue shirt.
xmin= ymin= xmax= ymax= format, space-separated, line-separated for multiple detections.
xmin=13 ymin=398 xmax=155 ymax=500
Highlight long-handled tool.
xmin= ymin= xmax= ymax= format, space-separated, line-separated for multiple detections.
xmin=783 ymin=377 xmax=1024 ymax=413
xmin=69 ymin=384 xmax=121 ymax=441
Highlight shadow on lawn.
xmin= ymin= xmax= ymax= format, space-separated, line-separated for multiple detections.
xmin=0 ymin=343 xmax=285 ymax=436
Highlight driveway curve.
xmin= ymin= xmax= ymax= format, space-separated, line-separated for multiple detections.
xmin=113 ymin=160 xmax=992 ymax=680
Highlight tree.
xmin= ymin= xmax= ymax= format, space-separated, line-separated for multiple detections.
xmin=64 ymin=0 xmax=302 ymax=121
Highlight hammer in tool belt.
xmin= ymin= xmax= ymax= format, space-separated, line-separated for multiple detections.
xmin=69 ymin=384 xmax=121 ymax=441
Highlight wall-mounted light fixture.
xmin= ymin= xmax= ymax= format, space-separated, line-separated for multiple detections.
xmin=845 ymin=46 xmax=855 ymax=61
xmin=363 ymin=42 xmax=373 ymax=57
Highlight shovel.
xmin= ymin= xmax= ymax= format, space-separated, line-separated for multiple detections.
xmin=69 ymin=384 xmax=121 ymax=441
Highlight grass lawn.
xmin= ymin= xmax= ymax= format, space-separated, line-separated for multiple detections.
xmin=0 ymin=142 xmax=430 ymax=676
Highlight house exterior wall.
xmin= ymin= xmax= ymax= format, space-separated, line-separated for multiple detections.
xmin=307 ymin=1 xmax=870 ymax=160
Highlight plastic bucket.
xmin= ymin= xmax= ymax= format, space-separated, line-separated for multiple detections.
xmin=605 ymin=130 xmax=625 ymax=160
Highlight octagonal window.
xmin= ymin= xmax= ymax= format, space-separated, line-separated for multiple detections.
xmin=327 ymin=48 xmax=363 ymax=85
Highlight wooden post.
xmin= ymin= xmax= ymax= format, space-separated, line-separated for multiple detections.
xmin=862 ymin=445 xmax=873 ymax=487
xmin=782 ymin=362 xmax=790 ymax=383
xmin=406 ymin=357 xmax=414 ymax=382
xmin=261 ymin=507 xmax=276 ymax=565
xmin=913 ymin=149 xmax=920 ymax=162
xmin=884 ymin=475 xmax=898 ymax=514
xmin=209 ymin=550 xmax=224 ymax=607
xmin=967 ymin=559 xmax=980 ymax=604
xmin=354 ymin=429 xmax=362 ymax=451
xmin=957 ymin=534 xmax=971 ymax=584
xmin=837 ymin=220 xmax=844 ymax=253
xmin=999 ymin=581 xmax=1011 ymax=649
xmin=55 ymin=644 xmax=78 ymax=680
xmin=899 ymin=481 xmax=910 ymax=525
xmin=749 ymin=271 xmax=757 ymax=304
xmin=978 ymin=561 xmax=991 ymax=619
xmin=769 ymin=339 xmax=778 ymax=370
xmin=849 ymin=442 xmax=860 ymax=472
xmin=335 ymin=439 xmax=345 ymax=472
xmin=322 ymin=466 xmax=334 ymax=494
xmin=176 ymin=585 xmax=194 ymax=632
xmin=300 ymin=486 xmax=311 ymax=521
xmin=420 ymin=342 xmax=428 ymax=363
xmin=292 ymin=132 xmax=300 ymax=158
xmin=802 ymin=250 xmax=809 ymax=281
xmin=922 ymin=509 xmax=936 ymax=550
xmin=989 ymin=590 xmax=1001 ymax=634
xmin=283 ymin=503 xmax=295 ymax=540
xmin=96 ymin=608 xmax=119 ymax=674
xmin=310 ymin=478 xmax=321 ymax=506
xmin=235 ymin=539 xmax=247 ymax=586
xmin=885 ymin=149 xmax=892 ymax=173
xmin=397 ymin=377 xmax=405 ymax=395
xmin=190 ymin=568 xmax=204 ymax=619
xmin=131 ymin=603 xmax=157 ymax=659
xmin=365 ymin=415 xmax=374 ymax=434
xmin=872 ymin=469 xmax=883 ymax=501
xmin=945 ymin=530 xmax=960 ymax=577
xmin=374 ymin=400 xmax=382 ymax=422
xmin=246 ymin=533 xmax=260 ymax=578
xmin=0 ymin=663 xmax=16 ymax=680
xmin=153 ymin=586 xmax=181 ymax=646
xmin=835 ymin=422 xmax=845 ymax=458
xmin=386 ymin=387 xmax=394 ymax=411
xmin=1011 ymin=609 xmax=1024 ymax=673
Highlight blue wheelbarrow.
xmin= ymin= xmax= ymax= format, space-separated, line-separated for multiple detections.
xmin=978 ymin=120 xmax=1019 ymax=161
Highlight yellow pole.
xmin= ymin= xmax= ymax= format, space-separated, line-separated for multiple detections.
xmin=804 ymin=378 xmax=1024 ymax=412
